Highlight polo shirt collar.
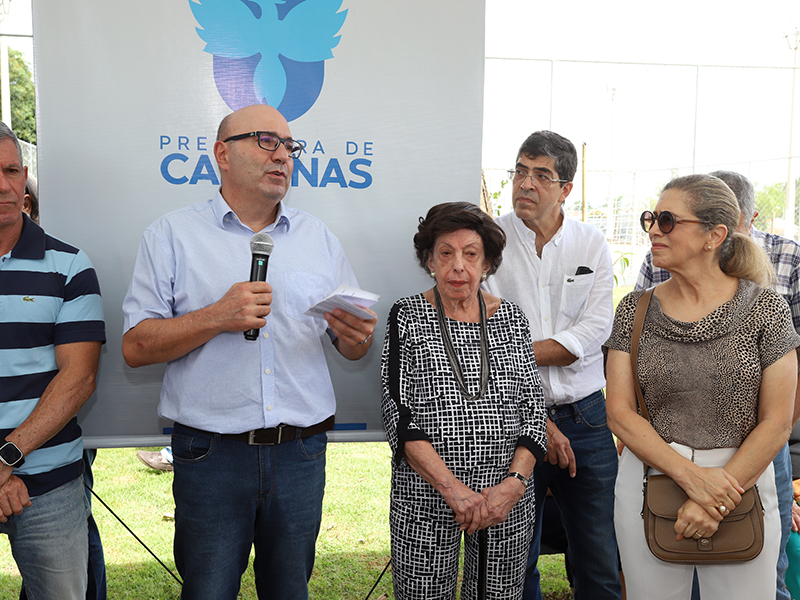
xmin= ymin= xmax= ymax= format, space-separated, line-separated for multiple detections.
xmin=11 ymin=214 xmax=45 ymax=260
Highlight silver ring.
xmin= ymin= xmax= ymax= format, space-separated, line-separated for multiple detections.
xmin=358 ymin=333 xmax=373 ymax=345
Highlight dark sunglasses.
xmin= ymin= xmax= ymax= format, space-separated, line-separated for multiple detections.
xmin=640 ymin=210 xmax=706 ymax=234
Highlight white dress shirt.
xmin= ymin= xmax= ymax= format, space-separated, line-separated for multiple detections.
xmin=483 ymin=210 xmax=614 ymax=406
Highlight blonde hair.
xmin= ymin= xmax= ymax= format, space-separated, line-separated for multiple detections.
xmin=662 ymin=174 xmax=773 ymax=287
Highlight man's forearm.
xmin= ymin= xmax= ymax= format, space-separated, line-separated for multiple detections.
xmin=123 ymin=281 xmax=273 ymax=367
xmin=532 ymin=339 xmax=578 ymax=367
xmin=9 ymin=342 xmax=101 ymax=457
xmin=122 ymin=308 xmax=223 ymax=368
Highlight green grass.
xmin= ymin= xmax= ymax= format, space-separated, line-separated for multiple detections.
xmin=0 ymin=443 xmax=574 ymax=599
xmin=0 ymin=283 xmax=635 ymax=597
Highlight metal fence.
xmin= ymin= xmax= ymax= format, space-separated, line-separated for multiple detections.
xmin=481 ymin=56 xmax=800 ymax=284
xmin=20 ymin=138 xmax=36 ymax=180
xmin=560 ymin=166 xmax=799 ymax=245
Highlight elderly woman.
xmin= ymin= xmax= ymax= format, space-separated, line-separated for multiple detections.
xmin=381 ymin=202 xmax=547 ymax=600
xmin=605 ymin=174 xmax=800 ymax=599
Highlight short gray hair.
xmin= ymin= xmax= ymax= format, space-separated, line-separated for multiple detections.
xmin=0 ymin=121 xmax=22 ymax=164
xmin=708 ymin=170 xmax=755 ymax=224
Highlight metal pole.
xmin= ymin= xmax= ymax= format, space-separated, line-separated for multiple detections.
xmin=549 ymin=60 xmax=554 ymax=129
xmin=786 ymin=31 xmax=799 ymax=239
xmin=606 ymin=88 xmax=616 ymax=238
xmin=692 ymin=65 xmax=699 ymax=173
xmin=0 ymin=36 xmax=10 ymax=128
xmin=582 ymin=142 xmax=587 ymax=222
xmin=0 ymin=0 xmax=11 ymax=128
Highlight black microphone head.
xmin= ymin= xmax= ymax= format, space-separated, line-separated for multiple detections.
xmin=250 ymin=232 xmax=274 ymax=256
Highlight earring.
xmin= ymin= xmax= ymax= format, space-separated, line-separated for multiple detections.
xmin=430 ymin=271 xmax=436 ymax=278
xmin=706 ymin=245 xmax=712 ymax=251
xmin=481 ymin=273 xmax=487 ymax=281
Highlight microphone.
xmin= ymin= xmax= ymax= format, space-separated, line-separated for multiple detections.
xmin=244 ymin=232 xmax=274 ymax=341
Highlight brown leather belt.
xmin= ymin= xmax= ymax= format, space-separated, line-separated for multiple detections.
xmin=180 ymin=415 xmax=335 ymax=446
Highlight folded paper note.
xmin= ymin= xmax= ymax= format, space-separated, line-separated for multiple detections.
xmin=305 ymin=285 xmax=380 ymax=321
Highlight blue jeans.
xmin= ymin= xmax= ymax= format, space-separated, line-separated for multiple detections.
xmin=690 ymin=444 xmax=793 ymax=600
xmin=523 ymin=391 xmax=621 ymax=600
xmin=82 ymin=449 xmax=107 ymax=600
xmin=773 ymin=444 xmax=792 ymax=600
xmin=20 ymin=450 xmax=105 ymax=600
xmin=1 ymin=476 xmax=89 ymax=599
xmin=786 ymin=530 xmax=800 ymax=600
xmin=171 ymin=423 xmax=327 ymax=600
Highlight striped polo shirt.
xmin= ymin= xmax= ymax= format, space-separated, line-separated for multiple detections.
xmin=0 ymin=214 xmax=105 ymax=496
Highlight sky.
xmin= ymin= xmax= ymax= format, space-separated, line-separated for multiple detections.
xmin=0 ymin=0 xmax=32 ymax=63
xmin=482 ymin=0 xmax=800 ymax=218
xmin=2 ymin=0 xmax=799 ymax=219
xmin=486 ymin=0 xmax=798 ymax=67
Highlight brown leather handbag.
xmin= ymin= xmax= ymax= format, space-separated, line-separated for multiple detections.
xmin=630 ymin=288 xmax=765 ymax=564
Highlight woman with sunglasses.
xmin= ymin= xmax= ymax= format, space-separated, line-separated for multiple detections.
xmin=604 ymin=174 xmax=800 ymax=599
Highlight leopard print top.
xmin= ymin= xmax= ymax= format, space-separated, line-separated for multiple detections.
xmin=605 ymin=279 xmax=800 ymax=449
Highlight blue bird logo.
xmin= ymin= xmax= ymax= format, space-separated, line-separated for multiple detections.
xmin=190 ymin=0 xmax=348 ymax=121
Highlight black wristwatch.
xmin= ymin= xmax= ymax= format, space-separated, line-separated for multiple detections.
xmin=0 ymin=441 xmax=24 ymax=468
xmin=505 ymin=471 xmax=529 ymax=486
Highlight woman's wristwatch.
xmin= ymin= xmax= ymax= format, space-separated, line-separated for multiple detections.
xmin=505 ymin=471 xmax=529 ymax=486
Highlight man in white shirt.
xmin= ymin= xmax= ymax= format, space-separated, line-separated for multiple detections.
xmin=483 ymin=131 xmax=621 ymax=600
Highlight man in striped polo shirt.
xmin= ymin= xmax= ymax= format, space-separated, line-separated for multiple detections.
xmin=0 ymin=122 xmax=105 ymax=598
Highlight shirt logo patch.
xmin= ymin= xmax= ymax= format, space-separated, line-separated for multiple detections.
xmin=22 ymin=296 xmax=34 ymax=302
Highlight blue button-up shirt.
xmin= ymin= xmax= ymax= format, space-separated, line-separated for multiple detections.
xmin=123 ymin=192 xmax=359 ymax=433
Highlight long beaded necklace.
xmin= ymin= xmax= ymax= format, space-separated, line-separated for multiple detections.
xmin=433 ymin=286 xmax=489 ymax=401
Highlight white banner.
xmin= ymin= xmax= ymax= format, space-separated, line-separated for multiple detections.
xmin=32 ymin=0 xmax=485 ymax=446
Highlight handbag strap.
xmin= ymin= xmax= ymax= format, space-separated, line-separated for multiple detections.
xmin=630 ymin=288 xmax=655 ymax=423
xmin=631 ymin=288 xmax=656 ymax=477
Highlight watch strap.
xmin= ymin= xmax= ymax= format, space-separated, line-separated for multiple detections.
xmin=505 ymin=471 xmax=529 ymax=486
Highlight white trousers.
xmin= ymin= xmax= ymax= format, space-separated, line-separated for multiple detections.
xmin=615 ymin=443 xmax=779 ymax=600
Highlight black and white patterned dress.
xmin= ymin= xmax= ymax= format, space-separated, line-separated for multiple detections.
xmin=381 ymin=294 xmax=547 ymax=600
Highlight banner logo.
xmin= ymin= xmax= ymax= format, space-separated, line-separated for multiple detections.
xmin=190 ymin=0 xmax=348 ymax=121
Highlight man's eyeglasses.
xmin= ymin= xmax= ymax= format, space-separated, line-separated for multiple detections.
xmin=223 ymin=132 xmax=305 ymax=159
xmin=640 ymin=210 xmax=706 ymax=234
xmin=507 ymin=168 xmax=568 ymax=189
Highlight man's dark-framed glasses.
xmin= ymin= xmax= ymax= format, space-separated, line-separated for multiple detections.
xmin=640 ymin=210 xmax=706 ymax=234
xmin=223 ymin=131 xmax=305 ymax=158
xmin=507 ymin=168 xmax=568 ymax=189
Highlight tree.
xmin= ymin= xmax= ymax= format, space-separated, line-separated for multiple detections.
xmin=0 ymin=47 xmax=36 ymax=144
xmin=754 ymin=181 xmax=785 ymax=233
